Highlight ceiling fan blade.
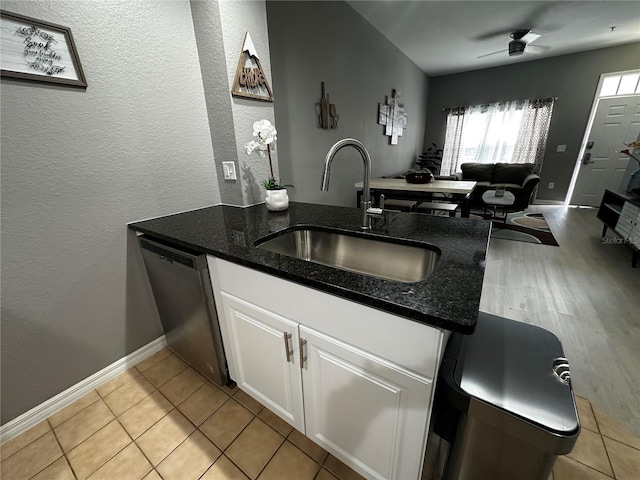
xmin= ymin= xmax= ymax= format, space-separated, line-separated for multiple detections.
xmin=475 ymin=28 xmax=516 ymax=41
xmin=477 ymin=49 xmax=508 ymax=59
xmin=474 ymin=3 xmax=554 ymax=41
xmin=521 ymin=32 xmax=541 ymax=44
xmin=526 ymin=45 xmax=550 ymax=54
xmin=522 ymin=3 xmax=555 ymax=30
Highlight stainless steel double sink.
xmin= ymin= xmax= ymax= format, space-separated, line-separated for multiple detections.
xmin=255 ymin=226 xmax=440 ymax=283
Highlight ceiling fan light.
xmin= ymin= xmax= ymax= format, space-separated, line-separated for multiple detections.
xmin=509 ymin=40 xmax=526 ymax=56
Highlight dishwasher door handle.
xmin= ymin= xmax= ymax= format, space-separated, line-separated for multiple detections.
xmin=139 ymin=236 xmax=204 ymax=270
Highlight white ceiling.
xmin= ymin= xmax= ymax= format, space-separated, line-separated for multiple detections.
xmin=347 ymin=1 xmax=640 ymax=76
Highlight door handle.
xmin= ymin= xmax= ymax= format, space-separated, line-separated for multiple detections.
xmin=582 ymin=152 xmax=593 ymax=165
xmin=299 ymin=338 xmax=307 ymax=369
xmin=283 ymin=332 xmax=293 ymax=363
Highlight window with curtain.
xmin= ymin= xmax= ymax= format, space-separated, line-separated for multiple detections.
xmin=441 ymin=98 xmax=555 ymax=176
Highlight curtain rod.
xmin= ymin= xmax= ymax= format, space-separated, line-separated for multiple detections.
xmin=442 ymin=96 xmax=558 ymax=112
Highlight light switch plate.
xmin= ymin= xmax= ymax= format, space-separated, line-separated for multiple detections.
xmin=556 ymin=145 xmax=566 ymax=152
xmin=222 ymin=161 xmax=237 ymax=180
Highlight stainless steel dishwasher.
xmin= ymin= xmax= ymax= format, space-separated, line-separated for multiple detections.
xmin=138 ymin=235 xmax=228 ymax=386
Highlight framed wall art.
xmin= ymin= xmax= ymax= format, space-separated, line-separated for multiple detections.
xmin=378 ymin=89 xmax=407 ymax=145
xmin=1 ymin=10 xmax=87 ymax=87
xmin=231 ymin=32 xmax=273 ymax=102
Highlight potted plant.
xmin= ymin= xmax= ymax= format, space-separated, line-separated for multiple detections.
xmin=417 ymin=143 xmax=444 ymax=174
xmin=245 ymin=120 xmax=293 ymax=211
xmin=621 ymin=141 xmax=640 ymax=195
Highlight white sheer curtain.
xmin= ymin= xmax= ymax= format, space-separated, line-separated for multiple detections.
xmin=512 ymin=98 xmax=555 ymax=174
xmin=441 ymin=107 xmax=466 ymax=176
xmin=441 ymin=98 xmax=555 ymax=175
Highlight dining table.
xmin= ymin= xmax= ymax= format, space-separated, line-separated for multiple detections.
xmin=355 ymin=178 xmax=478 ymax=218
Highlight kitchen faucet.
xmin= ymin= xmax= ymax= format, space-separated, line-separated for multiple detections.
xmin=321 ymin=138 xmax=383 ymax=230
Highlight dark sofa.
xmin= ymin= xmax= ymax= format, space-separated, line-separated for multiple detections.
xmin=453 ymin=162 xmax=541 ymax=211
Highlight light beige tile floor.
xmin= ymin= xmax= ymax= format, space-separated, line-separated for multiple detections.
xmin=2 ymin=348 xmax=638 ymax=480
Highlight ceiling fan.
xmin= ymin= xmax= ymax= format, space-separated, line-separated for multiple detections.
xmin=478 ymin=29 xmax=549 ymax=59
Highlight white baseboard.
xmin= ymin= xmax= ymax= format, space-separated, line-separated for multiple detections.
xmin=0 ymin=336 xmax=167 ymax=444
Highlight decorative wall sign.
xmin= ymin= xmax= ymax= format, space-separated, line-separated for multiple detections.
xmin=378 ymin=89 xmax=407 ymax=145
xmin=315 ymin=81 xmax=339 ymax=129
xmin=0 ymin=10 xmax=87 ymax=87
xmin=231 ymin=32 xmax=273 ymax=102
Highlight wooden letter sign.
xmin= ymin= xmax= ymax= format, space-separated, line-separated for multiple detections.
xmin=231 ymin=32 xmax=273 ymax=102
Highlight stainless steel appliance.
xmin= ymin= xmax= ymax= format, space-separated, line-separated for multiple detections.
xmin=429 ymin=312 xmax=580 ymax=480
xmin=138 ymin=235 xmax=228 ymax=386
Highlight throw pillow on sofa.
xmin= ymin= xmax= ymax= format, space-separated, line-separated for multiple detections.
xmin=492 ymin=163 xmax=534 ymax=185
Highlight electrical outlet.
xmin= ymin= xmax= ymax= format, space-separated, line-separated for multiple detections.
xmin=222 ymin=161 xmax=237 ymax=180
xmin=548 ymin=182 xmax=555 ymax=189
xmin=556 ymin=145 xmax=566 ymax=152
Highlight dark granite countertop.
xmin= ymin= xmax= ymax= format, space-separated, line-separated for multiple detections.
xmin=129 ymin=202 xmax=490 ymax=334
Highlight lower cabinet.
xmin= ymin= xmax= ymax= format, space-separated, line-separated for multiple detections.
xmin=209 ymin=257 xmax=445 ymax=480
xmin=301 ymin=326 xmax=434 ymax=480
xmin=597 ymin=189 xmax=640 ymax=267
xmin=616 ymin=200 xmax=640 ymax=243
xmin=220 ymin=293 xmax=305 ymax=432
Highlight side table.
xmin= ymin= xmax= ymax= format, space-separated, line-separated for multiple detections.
xmin=482 ymin=190 xmax=516 ymax=223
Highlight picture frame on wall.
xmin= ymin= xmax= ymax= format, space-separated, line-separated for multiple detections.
xmin=1 ymin=10 xmax=87 ymax=87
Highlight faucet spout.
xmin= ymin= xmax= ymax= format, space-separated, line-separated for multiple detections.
xmin=320 ymin=167 xmax=331 ymax=191
xmin=320 ymin=138 xmax=380 ymax=230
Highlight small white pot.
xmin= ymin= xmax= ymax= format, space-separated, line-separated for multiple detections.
xmin=265 ymin=189 xmax=289 ymax=211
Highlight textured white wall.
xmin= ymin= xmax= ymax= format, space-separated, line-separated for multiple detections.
xmin=218 ymin=0 xmax=277 ymax=206
xmin=1 ymin=0 xmax=220 ymax=423
xmin=190 ymin=0 xmax=277 ymax=207
xmin=191 ymin=0 xmax=244 ymax=206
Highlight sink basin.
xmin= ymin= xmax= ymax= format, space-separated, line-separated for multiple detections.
xmin=255 ymin=227 xmax=440 ymax=283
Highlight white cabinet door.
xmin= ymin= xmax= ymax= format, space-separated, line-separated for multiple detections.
xmin=616 ymin=201 xmax=640 ymax=239
xmin=631 ymin=206 xmax=640 ymax=240
xmin=220 ymin=292 xmax=305 ymax=433
xmin=300 ymin=325 xmax=433 ymax=480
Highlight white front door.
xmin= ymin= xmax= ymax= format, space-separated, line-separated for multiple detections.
xmin=570 ymin=96 xmax=640 ymax=206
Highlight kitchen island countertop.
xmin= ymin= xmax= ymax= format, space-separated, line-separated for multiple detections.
xmin=129 ymin=202 xmax=490 ymax=334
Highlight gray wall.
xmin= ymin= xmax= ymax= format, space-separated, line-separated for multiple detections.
xmin=191 ymin=0 xmax=277 ymax=206
xmin=266 ymin=1 xmax=429 ymax=207
xmin=0 ymin=0 xmax=230 ymax=425
xmin=424 ymin=43 xmax=640 ymax=202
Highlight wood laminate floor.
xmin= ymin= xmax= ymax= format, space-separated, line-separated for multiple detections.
xmin=480 ymin=205 xmax=640 ymax=437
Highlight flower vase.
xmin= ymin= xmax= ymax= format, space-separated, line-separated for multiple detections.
xmin=626 ymin=169 xmax=640 ymax=195
xmin=265 ymin=189 xmax=289 ymax=211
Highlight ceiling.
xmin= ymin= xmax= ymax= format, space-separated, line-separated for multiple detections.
xmin=347 ymin=1 xmax=640 ymax=76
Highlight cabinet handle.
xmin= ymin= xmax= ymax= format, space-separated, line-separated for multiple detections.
xmin=283 ymin=332 xmax=293 ymax=363
xmin=299 ymin=338 xmax=307 ymax=369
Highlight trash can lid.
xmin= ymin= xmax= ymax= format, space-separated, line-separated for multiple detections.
xmin=449 ymin=312 xmax=579 ymax=436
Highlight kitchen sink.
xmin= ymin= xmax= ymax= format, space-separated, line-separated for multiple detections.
xmin=255 ymin=226 xmax=440 ymax=283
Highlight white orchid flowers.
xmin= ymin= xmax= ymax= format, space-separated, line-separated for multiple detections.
xmin=245 ymin=119 xmax=277 ymax=158
xmin=244 ymin=119 xmax=291 ymax=190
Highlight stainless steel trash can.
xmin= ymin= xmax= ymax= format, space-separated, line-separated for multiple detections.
xmin=431 ymin=312 xmax=580 ymax=480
